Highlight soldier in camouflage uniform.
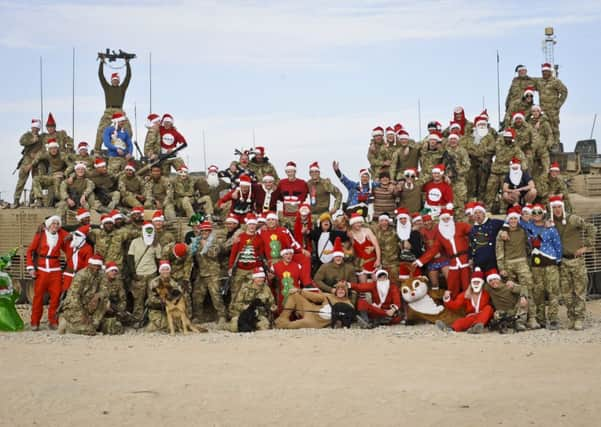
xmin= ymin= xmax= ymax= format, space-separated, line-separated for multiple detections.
xmin=313 ymin=251 xmax=356 ymax=294
xmin=118 ymin=161 xmax=146 ymax=208
xmin=536 ymin=63 xmax=568 ymax=147
xmin=496 ymin=209 xmax=539 ymax=328
xmin=484 ymin=128 xmax=527 ymax=213
xmin=87 ymin=157 xmax=120 ymax=213
xmin=443 ymin=133 xmax=471 ymax=220
xmin=150 ymin=210 xmax=176 ymax=247
xmin=100 ymin=262 xmax=129 ymax=334
xmin=248 ymin=146 xmax=280 ymax=184
xmin=172 ymin=164 xmax=214 ymax=217
xmin=484 ymin=268 xmax=528 ymax=332
xmin=512 ymin=112 xmax=549 ymax=192
xmin=461 ymin=115 xmax=495 ymax=200
xmin=228 ymin=267 xmax=276 ymax=332
xmin=143 ymin=113 xmax=161 ymax=162
xmin=307 ymin=161 xmax=342 ymax=221
xmin=542 ymin=162 xmax=572 ymax=213
xmin=371 ymin=214 xmax=400 ymax=282
xmin=390 ymin=129 xmax=420 ymax=182
xmin=58 ymin=256 xmax=108 ymax=335
xmin=505 ymin=65 xmax=538 ymax=112
xmin=528 ymin=105 xmax=554 ymax=152
xmin=31 ymin=139 xmax=72 ymax=207
xmin=144 ymin=165 xmax=176 ymax=220
xmin=145 ymin=261 xmax=181 ymax=333
xmin=504 ymin=86 xmax=535 ymax=125
xmin=13 ymin=119 xmax=44 ymax=206
xmin=190 ymin=221 xmax=228 ymax=325
xmin=367 ymin=126 xmax=392 ymax=179
xmin=419 ymin=132 xmax=445 ymax=178
xmin=42 ymin=113 xmax=74 ymax=154
xmin=56 ymin=162 xmax=94 ymax=216
xmin=551 ymin=196 xmax=597 ymax=330
xmin=161 ymin=242 xmax=194 ymax=318
xmin=94 ymin=215 xmax=128 ymax=270
xmin=65 ymin=141 xmax=96 ymax=176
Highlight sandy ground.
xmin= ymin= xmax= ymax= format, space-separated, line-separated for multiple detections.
xmin=2 ymin=301 xmax=601 ymax=427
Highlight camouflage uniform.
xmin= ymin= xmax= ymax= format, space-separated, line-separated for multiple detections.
xmin=367 ymin=140 xmax=394 ymax=178
xmin=555 ymin=214 xmax=596 ymax=324
xmin=543 ymin=175 xmax=572 ymax=213
xmin=390 ymin=145 xmax=420 ymax=181
xmin=505 ymin=75 xmax=538 ymax=110
xmin=155 ymin=228 xmax=176 ymax=248
xmin=528 ymin=114 xmax=554 ymax=152
xmin=118 ymin=173 xmax=145 ymax=208
xmin=443 ymin=144 xmax=470 ymax=220
xmin=307 ymin=177 xmax=343 ymax=220
xmin=192 ymin=232 xmax=227 ymax=321
xmin=100 ymin=273 xmax=128 ymax=334
xmin=144 ymin=176 xmax=176 ymax=220
xmin=59 ymin=267 xmax=108 ymax=335
xmin=64 ymin=153 xmax=95 ymax=176
xmin=460 ymin=133 xmax=494 ymax=200
xmin=128 ymin=237 xmax=162 ymax=321
xmin=162 ymin=243 xmax=194 ymax=317
xmin=14 ymin=131 xmax=44 ymax=205
xmin=504 ymin=98 xmax=533 ymax=125
xmin=41 ymin=130 xmax=74 ymax=155
xmin=95 ymin=228 xmax=128 ymax=269
xmin=228 ymin=279 xmax=275 ymax=332
xmin=313 ymin=261 xmax=356 ymax=293
xmin=536 ymin=76 xmax=568 ymax=146
xmin=514 ymin=121 xmax=548 ymax=190
xmin=532 ymin=264 xmax=560 ymax=325
xmin=484 ymin=139 xmax=527 ymax=211
xmin=56 ymin=175 xmax=95 ymax=216
xmin=372 ymin=225 xmax=400 ymax=280
xmin=418 ymin=146 xmax=444 ymax=179
xmin=145 ymin=275 xmax=181 ymax=333
xmin=143 ymin=127 xmax=161 ymax=159
xmin=31 ymin=150 xmax=71 ymax=206
xmin=88 ymin=169 xmax=120 ymax=212
xmin=248 ymin=158 xmax=280 ymax=184
xmin=484 ymin=281 xmax=528 ymax=328
xmin=172 ymin=175 xmax=213 ymax=217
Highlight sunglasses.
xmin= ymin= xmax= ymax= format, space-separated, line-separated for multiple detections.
xmin=404 ymin=172 xmax=416 ymax=178
xmin=532 ymin=210 xmax=544 ymax=215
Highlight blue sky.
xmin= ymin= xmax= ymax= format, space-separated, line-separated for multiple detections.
xmin=1 ymin=0 xmax=600 ymax=201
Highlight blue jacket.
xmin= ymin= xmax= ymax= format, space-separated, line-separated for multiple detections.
xmin=469 ymin=218 xmax=505 ymax=270
xmin=519 ymin=219 xmax=562 ymax=262
xmin=338 ymin=174 xmax=374 ymax=207
xmin=103 ymin=126 xmax=132 ymax=157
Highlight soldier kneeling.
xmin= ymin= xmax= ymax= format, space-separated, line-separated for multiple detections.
xmin=484 ymin=268 xmax=528 ymax=333
xmin=100 ymin=262 xmax=132 ymax=335
xmin=229 ymin=267 xmax=276 ymax=332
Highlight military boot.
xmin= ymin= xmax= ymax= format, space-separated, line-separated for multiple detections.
xmin=573 ymin=320 xmax=584 ymax=331
xmin=467 ymin=323 xmax=484 ymax=334
xmin=527 ymin=318 xmax=541 ymax=330
xmin=355 ymin=311 xmax=373 ymax=329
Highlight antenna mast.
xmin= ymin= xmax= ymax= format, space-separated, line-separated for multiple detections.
xmin=542 ymin=27 xmax=559 ymax=76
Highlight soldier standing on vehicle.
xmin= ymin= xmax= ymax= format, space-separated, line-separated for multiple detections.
xmin=536 ymin=63 xmax=568 ymax=147
xmin=13 ymin=119 xmax=44 ymax=207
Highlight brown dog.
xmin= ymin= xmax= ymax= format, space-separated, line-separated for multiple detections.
xmin=155 ymin=284 xmax=207 ymax=335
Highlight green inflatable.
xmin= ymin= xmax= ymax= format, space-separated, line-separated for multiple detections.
xmin=0 ymin=249 xmax=24 ymax=332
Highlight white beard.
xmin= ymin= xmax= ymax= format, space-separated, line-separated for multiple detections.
xmin=45 ymin=230 xmax=58 ymax=251
xmin=376 ymin=279 xmax=390 ymax=307
xmin=476 ymin=126 xmax=489 ymax=138
xmin=396 ymin=221 xmax=411 ymax=241
xmin=143 ymin=230 xmax=155 ymax=246
xmin=207 ymin=172 xmax=220 ymax=188
xmin=509 ymin=168 xmax=523 ymax=186
xmin=70 ymin=234 xmax=85 ymax=249
xmin=439 ymin=219 xmax=456 ymax=241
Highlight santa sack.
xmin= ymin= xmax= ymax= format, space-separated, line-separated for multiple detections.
xmin=0 ymin=272 xmax=24 ymax=332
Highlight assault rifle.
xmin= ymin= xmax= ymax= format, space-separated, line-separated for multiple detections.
xmin=97 ymin=49 xmax=136 ymax=62
xmin=441 ymin=150 xmax=458 ymax=180
xmin=221 ymin=251 xmax=242 ymax=298
xmin=136 ymin=143 xmax=188 ymax=176
xmin=12 ymin=148 xmax=25 ymax=175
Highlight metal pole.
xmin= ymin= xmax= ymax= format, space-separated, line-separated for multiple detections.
xmin=496 ymin=50 xmax=501 ymax=128
xmin=252 ymin=128 xmax=256 ymax=149
xmin=72 ymin=47 xmax=75 ymax=140
xmin=149 ymin=52 xmax=152 ymax=113
xmin=40 ymin=56 xmax=44 ymax=121
xmin=591 ymin=113 xmax=598 ymax=140
xmin=482 ymin=96 xmax=485 ymax=109
xmin=202 ymin=130 xmax=207 ymax=171
xmin=417 ymin=99 xmax=422 ymax=141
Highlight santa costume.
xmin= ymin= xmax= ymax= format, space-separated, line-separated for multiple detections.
xmin=62 ymin=225 xmax=94 ymax=291
xmin=443 ymin=268 xmax=494 ymax=332
xmin=422 ymin=164 xmax=454 ymax=217
xmin=351 ymin=269 xmax=402 ymax=325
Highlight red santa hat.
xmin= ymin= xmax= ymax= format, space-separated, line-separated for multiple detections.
xmin=447 ymin=132 xmax=460 ymax=142
xmin=75 ymin=224 xmax=90 ymax=237
xmin=238 ymin=174 xmax=252 ymax=186
xmin=76 ymin=208 xmax=90 ymax=221
xmin=509 ymin=157 xmax=521 ymax=167
xmin=299 ymin=203 xmax=311 ymax=216
xmin=309 ymin=161 xmax=320 ymax=172
xmin=208 ymin=164 xmax=219 ymax=174
xmin=404 ymin=168 xmax=418 ymax=178
xmin=225 ymin=213 xmax=240 ymax=224
xmin=89 ymin=254 xmax=104 ymax=267
xmin=549 ymin=162 xmax=560 ymax=172
xmin=422 ymin=214 xmax=433 ymax=222
xmin=110 ymin=72 xmax=120 ymax=81
xmin=506 ymin=206 xmax=522 ymax=220
xmin=245 ymin=212 xmax=258 ymax=225
xmin=199 ymin=221 xmax=213 ymax=231
xmin=393 ymin=123 xmax=404 ymax=133
xmin=397 ymin=129 xmax=410 ymax=139
xmin=480 ymin=109 xmax=489 ymax=120
xmin=46 ymin=138 xmax=59 ymax=149
xmin=394 ymin=207 xmax=410 ymax=220
xmin=31 ymin=118 xmax=42 ymax=129
xmin=428 ymin=131 xmax=443 ymax=142
xmin=254 ymin=146 xmax=265 ymax=156
xmin=158 ymin=260 xmax=171 ymax=272
xmin=74 ymin=162 xmax=87 ymax=171
xmin=385 ymin=126 xmax=396 ymax=136
xmin=428 ymin=121 xmax=442 ymax=131
xmin=46 ymin=113 xmax=56 ymax=127
xmin=502 ymin=128 xmax=516 ymax=140
xmin=172 ymin=243 xmax=188 ymax=258
xmin=523 ymin=86 xmax=536 ymax=97
xmin=349 ymin=213 xmax=365 ymax=226
xmin=257 ymin=213 xmax=267 ymax=224
xmin=262 ymin=174 xmax=275 ymax=183
xmin=485 ymin=268 xmax=501 ymax=283
xmin=152 ymin=210 xmax=165 ymax=222
xmin=111 ymin=112 xmax=125 ymax=122
xmin=511 ymin=111 xmax=525 ymax=123
xmin=449 ymin=121 xmax=461 ymax=131
xmin=124 ymin=161 xmax=136 ymax=172
xmin=142 ymin=220 xmax=154 ymax=229
xmin=265 ymin=211 xmax=278 ymax=221
xmin=472 ymin=202 xmax=487 ymax=214
xmin=100 ymin=214 xmax=114 ymax=224
xmin=474 ymin=115 xmax=488 ymax=126
xmin=110 ymin=209 xmax=124 ymax=221
xmin=439 ymin=208 xmax=454 ymax=219
xmin=331 ymin=237 xmax=345 ymax=258
xmin=77 ymin=141 xmax=90 ymax=152
xmin=532 ymin=203 xmax=546 ymax=213
xmin=177 ymin=164 xmax=189 ymax=175
xmin=541 ymin=63 xmax=553 ymax=72
xmin=161 ymin=113 xmax=174 ymax=124
xmin=464 ymin=201 xmax=476 ymax=215
xmin=252 ymin=266 xmax=266 ymax=278
xmin=131 ymin=206 xmax=145 ymax=216
xmin=549 ymin=194 xmax=566 ymax=224
xmin=372 ymin=126 xmax=384 ymax=137
xmin=105 ymin=261 xmax=119 ymax=273
xmin=145 ymin=113 xmax=161 ymax=128
xmin=398 ymin=264 xmax=411 ymax=280
xmin=522 ymin=204 xmax=533 ymax=215
xmin=94 ymin=158 xmax=107 ymax=168
xmin=531 ymin=104 xmax=543 ymax=113
xmin=411 ymin=213 xmax=422 ymax=223
xmin=284 ymin=161 xmax=297 ymax=171
xmin=431 ymin=164 xmax=445 ymax=175
xmin=378 ymin=213 xmax=393 ymax=223
xmin=471 ymin=267 xmax=485 ymax=283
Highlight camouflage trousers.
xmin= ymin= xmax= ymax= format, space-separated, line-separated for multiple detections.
xmin=32 ymin=175 xmax=62 ymax=205
xmin=193 ymin=274 xmax=227 ymax=320
xmin=144 ymin=200 xmax=176 ymax=220
xmin=60 ymin=296 xmax=108 ymax=335
xmin=493 ymin=301 xmax=528 ymax=327
xmin=484 ymin=172 xmax=506 ymax=213
xmin=131 ymin=274 xmax=156 ymax=321
xmin=100 ymin=317 xmax=124 ymax=335
xmin=504 ymin=258 xmax=537 ymax=320
xmin=560 ymin=257 xmax=588 ymax=321
xmin=230 ymin=269 xmax=254 ymax=304
xmin=121 ymin=193 xmax=144 ymax=208
xmin=452 ymin=179 xmax=467 ymax=221
xmin=95 ymin=108 xmax=133 ymax=153
xmin=531 ymin=264 xmax=560 ymax=324
xmin=145 ymin=309 xmax=169 ymax=332
xmin=543 ymin=108 xmax=561 ymax=146
xmin=160 ymin=157 xmax=186 ymax=177
xmin=88 ymin=190 xmax=120 ymax=212
xmin=107 ymin=157 xmax=127 ymax=176
xmin=175 ymin=195 xmax=214 ymax=217
xmin=14 ymin=158 xmax=39 ymax=204
xmin=466 ymin=162 xmax=490 ymax=201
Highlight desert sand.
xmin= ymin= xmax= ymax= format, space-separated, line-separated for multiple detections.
xmin=2 ymin=301 xmax=601 ymax=427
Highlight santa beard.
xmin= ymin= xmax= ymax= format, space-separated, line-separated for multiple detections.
xmin=509 ymin=168 xmax=523 ymax=186
xmin=207 ymin=172 xmax=220 ymax=188
xmin=438 ymin=219 xmax=456 ymax=241
xmin=143 ymin=229 xmax=156 ymax=246
xmin=376 ymin=279 xmax=390 ymax=306
xmin=70 ymin=234 xmax=86 ymax=249
xmin=396 ymin=221 xmax=412 ymax=241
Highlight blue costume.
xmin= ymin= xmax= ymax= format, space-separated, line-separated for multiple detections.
xmin=337 ymin=173 xmax=374 ymax=207
xmin=519 ymin=219 xmax=562 ymax=262
xmin=469 ymin=218 xmax=505 ymax=271
xmin=102 ymin=126 xmax=132 ymax=157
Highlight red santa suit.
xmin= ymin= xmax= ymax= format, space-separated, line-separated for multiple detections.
xmin=279 ymin=177 xmax=309 ymax=219
xmin=271 ymin=257 xmax=303 ymax=312
xmin=351 ymin=279 xmax=402 ymax=325
xmin=229 ymin=232 xmax=265 ymax=271
xmin=259 ymin=225 xmax=313 ymax=286
xmin=444 ymin=290 xmax=493 ymax=332
xmin=422 ymin=180 xmax=453 ymax=216
xmin=416 ymin=211 xmax=472 ymax=298
xmin=62 ymin=228 xmax=94 ymax=291
xmin=26 ymin=217 xmax=69 ymax=327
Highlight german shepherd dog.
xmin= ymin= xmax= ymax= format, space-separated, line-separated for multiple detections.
xmin=155 ymin=283 xmax=207 ymax=335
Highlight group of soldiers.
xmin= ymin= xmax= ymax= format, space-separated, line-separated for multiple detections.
xmin=18 ymin=57 xmax=597 ymax=335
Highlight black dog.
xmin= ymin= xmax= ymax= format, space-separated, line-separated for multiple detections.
xmin=330 ymin=303 xmax=356 ymax=328
xmin=238 ymin=299 xmax=269 ymax=333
